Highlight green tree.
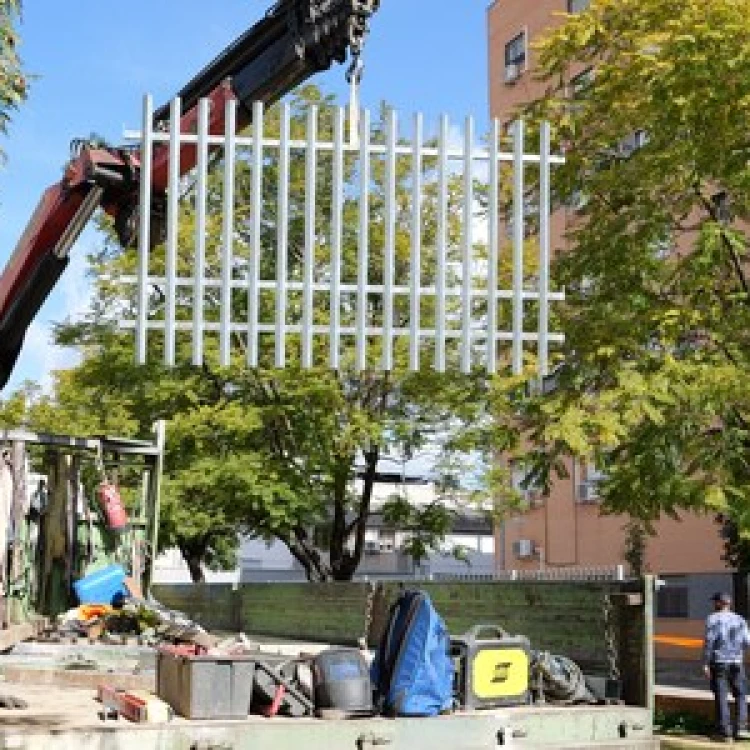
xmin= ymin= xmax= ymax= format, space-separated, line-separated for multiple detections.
xmin=718 ymin=515 xmax=750 ymax=615
xmin=37 ymin=86 xmax=498 ymax=582
xmin=623 ymin=519 xmax=649 ymax=578
xmin=0 ymin=1 xmax=27 ymax=162
xmin=505 ymin=0 xmax=750 ymax=546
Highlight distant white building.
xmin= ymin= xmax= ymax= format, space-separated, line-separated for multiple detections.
xmin=152 ymin=461 xmax=494 ymax=584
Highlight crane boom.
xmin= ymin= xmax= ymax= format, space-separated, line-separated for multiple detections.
xmin=0 ymin=0 xmax=379 ymax=389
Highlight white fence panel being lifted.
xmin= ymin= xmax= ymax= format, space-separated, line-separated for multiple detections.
xmin=122 ymin=95 xmax=565 ymax=375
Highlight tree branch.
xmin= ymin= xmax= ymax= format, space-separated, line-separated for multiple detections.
xmin=694 ymin=183 xmax=750 ymax=300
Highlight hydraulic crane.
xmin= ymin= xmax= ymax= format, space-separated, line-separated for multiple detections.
xmin=0 ymin=0 xmax=380 ymax=389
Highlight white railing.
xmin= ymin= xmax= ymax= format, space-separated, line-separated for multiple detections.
xmin=120 ymin=96 xmax=564 ymax=375
xmin=427 ymin=565 xmax=628 ymax=583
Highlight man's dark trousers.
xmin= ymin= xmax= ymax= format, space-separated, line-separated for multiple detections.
xmin=711 ymin=662 xmax=748 ymax=738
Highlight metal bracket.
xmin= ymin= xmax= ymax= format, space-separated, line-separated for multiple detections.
xmin=356 ymin=733 xmax=393 ymax=749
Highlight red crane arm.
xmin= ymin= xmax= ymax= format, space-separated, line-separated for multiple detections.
xmin=0 ymin=0 xmax=379 ymax=389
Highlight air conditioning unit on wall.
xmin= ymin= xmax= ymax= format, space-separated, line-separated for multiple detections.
xmin=577 ymin=481 xmax=600 ymax=504
xmin=525 ymin=490 xmax=545 ymax=508
xmin=504 ymin=63 xmax=521 ymax=84
xmin=513 ymin=538 xmax=536 ymax=559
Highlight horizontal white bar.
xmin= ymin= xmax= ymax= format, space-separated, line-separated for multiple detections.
xmin=122 ymin=129 xmax=565 ymax=164
xmin=119 ymin=320 xmax=565 ymax=342
xmin=112 ymin=276 xmax=564 ymax=301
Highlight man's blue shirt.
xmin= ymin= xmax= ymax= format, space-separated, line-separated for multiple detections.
xmin=704 ymin=610 xmax=750 ymax=666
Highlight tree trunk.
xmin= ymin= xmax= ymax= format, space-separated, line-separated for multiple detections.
xmin=331 ymin=446 xmax=379 ymax=581
xmin=286 ymin=527 xmax=333 ymax=582
xmin=186 ymin=556 xmax=205 ymax=583
xmin=328 ymin=461 xmax=350 ymax=578
xmin=179 ymin=545 xmax=207 ymax=583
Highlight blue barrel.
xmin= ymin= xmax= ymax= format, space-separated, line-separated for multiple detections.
xmin=73 ymin=564 xmax=128 ymax=605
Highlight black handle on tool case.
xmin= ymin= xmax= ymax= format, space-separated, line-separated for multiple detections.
xmin=462 ymin=624 xmax=511 ymax=642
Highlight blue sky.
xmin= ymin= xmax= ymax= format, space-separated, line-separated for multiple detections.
xmin=0 ymin=0 xmax=491 ymax=391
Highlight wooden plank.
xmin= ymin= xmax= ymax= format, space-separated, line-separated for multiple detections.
xmin=2 ymin=665 xmax=154 ymax=691
xmin=0 ymin=621 xmax=44 ymax=651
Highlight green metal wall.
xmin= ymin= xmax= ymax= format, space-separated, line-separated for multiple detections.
xmin=153 ymin=579 xmax=649 ymax=706
xmin=151 ymin=584 xmax=240 ymax=633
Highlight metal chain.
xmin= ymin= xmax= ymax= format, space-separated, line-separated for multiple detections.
xmin=602 ymin=593 xmax=621 ymax=682
xmin=346 ymin=0 xmax=379 ymax=84
xmin=95 ymin=443 xmax=108 ymax=484
xmin=360 ymin=580 xmax=376 ymax=649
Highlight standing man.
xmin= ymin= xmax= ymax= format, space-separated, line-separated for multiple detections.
xmin=704 ymin=592 xmax=750 ymax=742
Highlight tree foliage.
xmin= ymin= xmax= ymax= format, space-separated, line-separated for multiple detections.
xmin=13 ymin=86 xmax=502 ymax=581
xmin=0 ymin=1 xmax=27 ymax=162
xmin=507 ymin=0 xmax=750 ymax=537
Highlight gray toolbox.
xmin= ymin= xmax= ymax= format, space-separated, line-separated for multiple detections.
xmin=156 ymin=649 xmax=256 ymax=719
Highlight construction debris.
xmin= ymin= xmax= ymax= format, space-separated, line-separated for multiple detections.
xmin=0 ymin=694 xmax=28 ymax=709
xmin=97 ymin=685 xmax=173 ymax=723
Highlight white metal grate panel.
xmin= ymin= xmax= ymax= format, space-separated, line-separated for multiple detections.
xmin=121 ymin=95 xmax=564 ymax=375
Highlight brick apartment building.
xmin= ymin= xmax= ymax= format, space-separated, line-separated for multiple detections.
xmin=487 ymin=0 xmax=732 ymax=630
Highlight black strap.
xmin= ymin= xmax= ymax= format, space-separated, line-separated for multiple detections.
xmin=377 ymin=591 xmax=425 ymax=713
xmin=375 ymin=596 xmax=403 ymax=700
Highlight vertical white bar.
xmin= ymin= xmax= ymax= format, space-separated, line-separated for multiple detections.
xmin=435 ymin=114 xmax=449 ymax=373
xmin=512 ymin=119 xmax=525 ymax=375
xmin=248 ymin=101 xmax=264 ymax=368
xmin=409 ymin=112 xmax=423 ymax=372
xmin=136 ymin=94 xmax=153 ymax=365
xmin=164 ymin=97 xmax=181 ymax=367
xmin=487 ymin=119 xmax=500 ymax=375
xmin=192 ymin=98 xmax=209 ymax=366
xmin=302 ymin=105 xmax=317 ymax=369
xmin=538 ymin=121 xmax=551 ymax=377
xmin=275 ymin=103 xmax=290 ymax=369
xmin=355 ymin=109 xmax=370 ymax=372
xmin=460 ymin=116 xmax=474 ymax=374
xmin=330 ymin=107 xmax=345 ymax=370
xmin=220 ymin=100 xmax=237 ymax=367
xmin=382 ymin=108 xmax=397 ymax=372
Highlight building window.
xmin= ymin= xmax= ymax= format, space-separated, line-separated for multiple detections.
xmin=569 ymin=68 xmax=594 ymax=99
xmin=511 ymin=461 xmax=544 ymax=507
xmin=567 ymin=0 xmax=590 ymax=12
xmin=657 ymin=585 xmax=689 ymax=618
xmin=568 ymin=189 xmax=589 ymax=212
xmin=618 ymin=129 xmax=649 ymax=158
xmin=577 ymin=461 xmax=606 ymax=504
xmin=504 ymin=31 xmax=526 ymax=84
xmin=711 ymin=189 xmax=732 ymax=223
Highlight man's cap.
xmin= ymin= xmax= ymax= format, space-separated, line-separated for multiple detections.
xmin=711 ymin=592 xmax=732 ymax=604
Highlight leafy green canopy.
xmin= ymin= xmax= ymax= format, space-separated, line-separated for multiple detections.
xmin=6 ymin=86 xmax=514 ymax=581
xmin=513 ymin=0 xmax=750 ymax=532
xmin=0 ymin=1 xmax=26 ymax=162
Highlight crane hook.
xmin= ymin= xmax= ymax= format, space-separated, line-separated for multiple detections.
xmin=346 ymin=53 xmax=365 ymax=86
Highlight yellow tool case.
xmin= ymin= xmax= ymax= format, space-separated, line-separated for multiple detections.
xmin=451 ymin=625 xmax=531 ymax=709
